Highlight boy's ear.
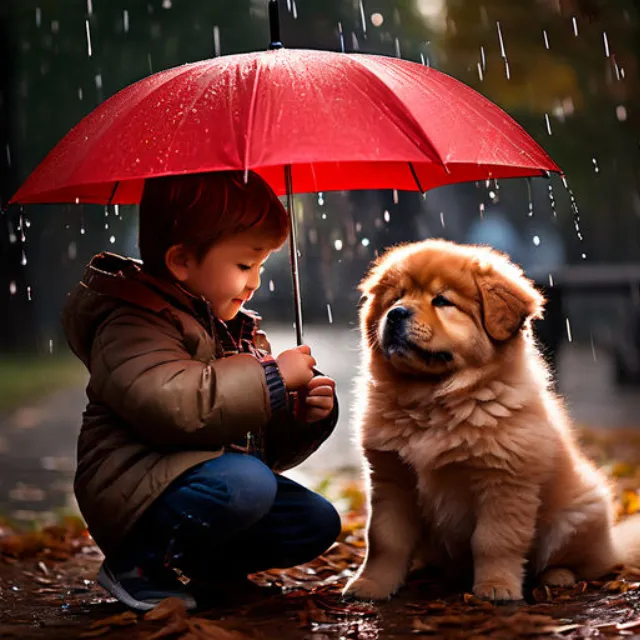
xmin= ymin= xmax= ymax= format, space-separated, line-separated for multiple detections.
xmin=165 ymin=244 xmax=192 ymax=282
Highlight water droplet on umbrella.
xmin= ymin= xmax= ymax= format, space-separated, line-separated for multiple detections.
xmin=532 ymin=235 xmax=540 ymax=246
xmin=371 ymin=13 xmax=383 ymax=27
xmin=75 ymin=197 xmax=80 ymax=204
xmin=109 ymin=235 xmax=116 ymax=244
xmin=327 ymin=304 xmax=333 ymax=324
xmin=565 ymin=317 xmax=573 ymax=342
xmin=572 ymin=16 xmax=579 ymax=36
xmin=334 ymin=239 xmax=343 ymax=251
xmin=123 ymin=9 xmax=129 ymax=33
xmin=213 ymin=25 xmax=221 ymax=57
xmin=440 ymin=212 xmax=445 ymax=229
xmin=361 ymin=238 xmax=370 ymax=247
xmin=269 ymin=280 xmax=275 ymax=292
xmin=85 ymin=19 xmax=92 ymax=57
xmin=543 ymin=29 xmax=550 ymax=49
xmin=383 ymin=210 xmax=390 ymax=223
xmin=9 ymin=281 xmax=16 ymax=295
xmin=317 ymin=192 xmax=324 ymax=206
xmin=544 ymin=113 xmax=552 ymax=135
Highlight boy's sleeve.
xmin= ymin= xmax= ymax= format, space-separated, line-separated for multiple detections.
xmin=90 ymin=309 xmax=272 ymax=450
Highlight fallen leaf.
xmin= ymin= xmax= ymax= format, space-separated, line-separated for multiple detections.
xmin=144 ymin=597 xmax=188 ymax=621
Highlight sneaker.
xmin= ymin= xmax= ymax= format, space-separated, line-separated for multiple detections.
xmin=96 ymin=561 xmax=198 ymax=611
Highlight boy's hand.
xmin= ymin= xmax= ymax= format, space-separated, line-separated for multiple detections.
xmin=276 ymin=345 xmax=316 ymax=390
xmin=302 ymin=376 xmax=336 ymax=423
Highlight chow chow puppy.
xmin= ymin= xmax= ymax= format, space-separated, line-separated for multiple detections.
xmin=344 ymin=239 xmax=640 ymax=602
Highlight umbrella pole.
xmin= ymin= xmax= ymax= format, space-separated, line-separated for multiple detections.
xmin=284 ymin=164 xmax=304 ymax=346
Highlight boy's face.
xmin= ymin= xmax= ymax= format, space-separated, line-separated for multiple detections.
xmin=170 ymin=229 xmax=282 ymax=321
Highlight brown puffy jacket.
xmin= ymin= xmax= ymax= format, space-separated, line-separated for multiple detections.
xmin=62 ymin=252 xmax=338 ymax=556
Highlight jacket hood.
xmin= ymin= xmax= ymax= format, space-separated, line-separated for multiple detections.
xmin=61 ymin=253 xmax=210 ymax=367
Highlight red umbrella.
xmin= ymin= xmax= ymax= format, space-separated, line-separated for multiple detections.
xmin=11 ymin=1 xmax=561 ymax=343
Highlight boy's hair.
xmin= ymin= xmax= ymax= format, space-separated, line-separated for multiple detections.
xmin=138 ymin=170 xmax=289 ymax=277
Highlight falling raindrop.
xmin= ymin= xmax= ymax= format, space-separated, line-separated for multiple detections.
xmin=78 ymin=87 xmax=83 ymax=101
xmin=114 ymin=204 xmax=120 ymax=217
xmin=104 ymin=206 xmax=109 ymax=217
xmin=590 ymin=333 xmax=597 ymax=361
xmin=572 ymin=16 xmax=578 ymax=36
xmin=21 ymin=250 xmax=27 ymax=266
xmin=532 ymin=235 xmax=540 ymax=246
xmin=565 ymin=317 xmax=573 ymax=343
xmin=543 ymin=29 xmax=549 ymax=49
xmin=321 ymin=213 xmax=327 ymax=220
xmin=85 ymin=19 xmax=92 ymax=57
xmin=104 ymin=223 xmax=109 ymax=230
xmin=147 ymin=53 xmax=153 ymax=74
xmin=334 ymin=239 xmax=343 ymax=251
xmin=548 ymin=183 xmax=557 ymax=218
xmin=337 ymin=22 xmax=345 ymax=52
xmin=544 ymin=113 xmax=552 ymax=135
xmin=87 ymin=0 xmax=93 ymax=16
xmin=291 ymin=0 xmax=297 ymax=19
xmin=496 ymin=21 xmax=509 ymax=79
xmin=394 ymin=37 xmax=401 ymax=58
xmin=351 ymin=32 xmax=360 ymax=50
xmin=479 ymin=203 xmax=485 ymax=219
xmin=68 ymin=242 xmax=77 ymax=260
xmin=548 ymin=274 xmax=554 ymax=287
xmin=162 ymin=0 xmax=172 ymax=8
xmin=327 ymin=304 xmax=333 ymax=324
xmin=49 ymin=339 xmax=54 ymax=354
xmin=592 ymin=158 xmax=600 ymax=173
xmin=480 ymin=46 xmax=486 ymax=70
xmin=477 ymin=63 xmax=484 ymax=81
xmin=95 ymin=74 xmax=102 ymax=89
xmin=123 ymin=10 xmax=129 ymax=33
xmin=440 ymin=212 xmax=445 ymax=229
xmin=268 ymin=280 xmax=275 ymax=292
xmin=602 ymin=31 xmax=610 ymax=57
xmin=527 ymin=178 xmax=534 ymax=217
xmin=383 ymin=210 xmax=390 ymax=223
xmin=371 ymin=13 xmax=383 ymax=27
xmin=393 ymin=190 xmax=398 ymax=205
xmin=286 ymin=0 xmax=291 ymax=11
xmin=109 ymin=235 xmax=116 ymax=244
xmin=213 ymin=25 xmax=221 ymax=57
xmin=27 ymin=286 xmax=32 ymax=301
xmin=80 ymin=226 xmax=86 ymax=235
xmin=361 ymin=238 xmax=370 ymax=247
xmin=5 ymin=143 xmax=10 ymax=167
xmin=9 ymin=281 xmax=16 ymax=295
xmin=616 ymin=105 xmax=627 ymax=121
xmin=359 ymin=0 xmax=367 ymax=35
xmin=317 ymin=192 xmax=324 ymax=206
xmin=36 ymin=7 xmax=41 ymax=27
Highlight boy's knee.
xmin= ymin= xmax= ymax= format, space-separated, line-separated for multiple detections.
xmin=304 ymin=493 xmax=342 ymax=553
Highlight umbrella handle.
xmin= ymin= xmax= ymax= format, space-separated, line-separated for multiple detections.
xmin=285 ymin=165 xmax=303 ymax=346
xmin=269 ymin=0 xmax=283 ymax=50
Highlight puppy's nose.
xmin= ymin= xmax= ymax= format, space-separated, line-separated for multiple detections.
xmin=387 ymin=306 xmax=412 ymax=325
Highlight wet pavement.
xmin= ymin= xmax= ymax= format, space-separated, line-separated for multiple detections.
xmin=0 ymin=325 xmax=639 ymax=525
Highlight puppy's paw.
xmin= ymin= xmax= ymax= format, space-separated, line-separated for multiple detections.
xmin=473 ymin=579 xmax=523 ymax=602
xmin=343 ymin=575 xmax=397 ymax=601
xmin=539 ymin=567 xmax=576 ymax=587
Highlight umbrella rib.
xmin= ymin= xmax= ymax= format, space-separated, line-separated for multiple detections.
xmin=242 ymin=56 xmax=263 ymax=177
xmin=408 ymin=162 xmax=424 ymax=192
xmin=347 ymin=55 xmax=448 ymax=168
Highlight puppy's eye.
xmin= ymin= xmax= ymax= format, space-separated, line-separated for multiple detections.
xmin=432 ymin=294 xmax=454 ymax=308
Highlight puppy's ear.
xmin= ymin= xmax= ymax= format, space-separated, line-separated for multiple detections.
xmin=474 ymin=257 xmax=544 ymax=342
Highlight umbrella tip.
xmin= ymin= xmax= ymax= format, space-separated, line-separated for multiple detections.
xmin=268 ymin=0 xmax=284 ymax=50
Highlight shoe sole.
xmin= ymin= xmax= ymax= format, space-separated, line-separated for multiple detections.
xmin=97 ymin=565 xmax=197 ymax=611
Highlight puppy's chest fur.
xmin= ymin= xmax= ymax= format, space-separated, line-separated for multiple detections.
xmin=364 ymin=379 xmax=533 ymax=473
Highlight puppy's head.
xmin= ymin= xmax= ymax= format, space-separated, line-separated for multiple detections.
xmin=359 ymin=239 xmax=544 ymax=377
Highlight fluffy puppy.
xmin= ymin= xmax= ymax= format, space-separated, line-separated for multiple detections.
xmin=344 ymin=239 xmax=640 ymax=602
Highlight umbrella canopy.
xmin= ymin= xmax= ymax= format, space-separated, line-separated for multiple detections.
xmin=10 ymin=48 xmax=560 ymax=206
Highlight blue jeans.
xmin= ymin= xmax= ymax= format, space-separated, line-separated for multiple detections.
xmin=111 ymin=453 xmax=341 ymax=582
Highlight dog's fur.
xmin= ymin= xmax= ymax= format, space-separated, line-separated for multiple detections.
xmin=344 ymin=239 xmax=640 ymax=602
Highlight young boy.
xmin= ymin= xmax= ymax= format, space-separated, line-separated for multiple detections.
xmin=62 ymin=170 xmax=340 ymax=611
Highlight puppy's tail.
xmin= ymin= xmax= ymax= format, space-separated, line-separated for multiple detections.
xmin=613 ymin=514 xmax=640 ymax=567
